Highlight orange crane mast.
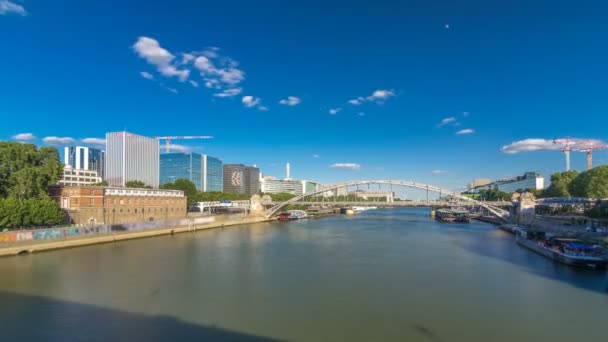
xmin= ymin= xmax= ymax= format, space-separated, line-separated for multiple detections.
xmin=154 ymin=135 xmax=214 ymax=153
xmin=574 ymin=142 xmax=608 ymax=170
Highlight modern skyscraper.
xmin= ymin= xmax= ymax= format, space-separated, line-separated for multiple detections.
xmin=64 ymin=146 xmax=105 ymax=179
xmin=203 ymin=155 xmax=223 ymax=192
xmin=223 ymin=164 xmax=260 ymax=195
xmin=286 ymin=162 xmax=291 ymax=180
xmin=160 ymin=153 xmax=203 ymax=190
xmin=105 ymin=131 xmax=159 ymax=188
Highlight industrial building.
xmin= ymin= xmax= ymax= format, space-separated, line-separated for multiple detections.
xmin=469 ymin=172 xmax=544 ymax=193
xmin=105 ymin=131 xmax=160 ymax=188
xmin=50 ymin=186 xmax=187 ymax=225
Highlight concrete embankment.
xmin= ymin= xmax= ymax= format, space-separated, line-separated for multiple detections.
xmin=0 ymin=216 xmax=274 ymax=258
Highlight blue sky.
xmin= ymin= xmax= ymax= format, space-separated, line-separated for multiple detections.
xmin=1 ymin=0 xmax=608 ymax=190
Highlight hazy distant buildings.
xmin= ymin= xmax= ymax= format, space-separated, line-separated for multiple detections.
xmin=223 ymin=164 xmax=260 ymax=195
xmin=260 ymin=176 xmax=304 ymax=195
xmin=105 ymin=131 xmax=159 ymax=188
xmin=469 ymin=172 xmax=544 ymax=193
xmin=64 ymin=146 xmax=105 ymax=179
xmin=160 ymin=153 xmax=223 ymax=192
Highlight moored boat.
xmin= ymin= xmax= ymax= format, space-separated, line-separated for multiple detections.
xmin=435 ymin=208 xmax=470 ymax=223
xmin=278 ymin=210 xmax=309 ymax=221
xmin=516 ymin=230 xmax=608 ymax=270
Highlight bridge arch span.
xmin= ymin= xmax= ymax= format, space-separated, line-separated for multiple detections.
xmin=265 ymin=180 xmax=510 ymax=221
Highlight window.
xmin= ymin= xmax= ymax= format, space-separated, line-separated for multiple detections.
xmin=120 ymin=199 xmax=124 ymax=205
xmin=74 ymin=198 xmax=79 ymax=204
xmin=135 ymin=209 xmax=138 ymax=213
xmin=128 ymin=199 xmax=131 ymax=205
xmin=90 ymin=198 xmax=94 ymax=206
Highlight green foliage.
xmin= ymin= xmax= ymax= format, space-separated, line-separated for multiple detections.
xmin=125 ymin=180 xmax=152 ymax=189
xmin=0 ymin=143 xmax=63 ymax=199
xmin=569 ymin=165 xmax=608 ymax=198
xmin=476 ymin=189 xmax=511 ymax=201
xmin=0 ymin=142 xmax=65 ymax=228
xmin=161 ymin=178 xmax=199 ymax=206
xmin=586 ymin=200 xmax=608 ymax=218
xmin=261 ymin=192 xmax=296 ymax=202
xmin=0 ymin=197 xmax=64 ymax=228
xmin=197 ymin=192 xmax=251 ymax=201
xmin=92 ymin=180 xmax=108 ymax=186
xmin=544 ymin=170 xmax=578 ymax=197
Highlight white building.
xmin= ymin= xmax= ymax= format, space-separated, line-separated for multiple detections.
xmin=471 ymin=172 xmax=544 ymax=193
xmin=260 ymin=176 xmax=305 ymax=195
xmin=58 ymin=167 xmax=102 ymax=187
xmin=105 ymin=131 xmax=160 ymax=188
xmin=349 ymin=190 xmax=395 ymax=202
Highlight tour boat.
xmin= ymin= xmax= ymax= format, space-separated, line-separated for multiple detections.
xmin=435 ymin=208 xmax=470 ymax=223
xmin=278 ymin=210 xmax=309 ymax=221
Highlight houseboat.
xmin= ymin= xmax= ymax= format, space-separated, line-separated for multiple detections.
xmin=435 ymin=209 xmax=470 ymax=223
xmin=277 ymin=210 xmax=309 ymax=221
xmin=516 ymin=230 xmax=608 ymax=269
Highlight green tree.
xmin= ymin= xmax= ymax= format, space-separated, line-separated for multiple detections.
xmin=569 ymin=165 xmax=608 ymax=198
xmin=161 ymin=179 xmax=199 ymax=207
xmin=0 ymin=143 xmax=63 ymax=199
xmin=92 ymin=180 xmax=108 ymax=186
xmin=543 ymin=170 xmax=579 ymax=197
xmin=125 ymin=180 xmax=152 ymax=189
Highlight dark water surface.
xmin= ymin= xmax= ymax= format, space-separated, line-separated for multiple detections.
xmin=1 ymin=208 xmax=606 ymax=341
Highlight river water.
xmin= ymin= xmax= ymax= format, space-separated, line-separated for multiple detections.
xmin=0 ymin=208 xmax=606 ymax=341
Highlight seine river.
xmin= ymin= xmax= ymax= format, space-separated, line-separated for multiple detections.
xmin=1 ymin=208 xmax=606 ymax=341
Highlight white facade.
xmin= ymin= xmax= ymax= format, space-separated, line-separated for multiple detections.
xmin=58 ymin=167 xmax=102 ymax=187
xmin=105 ymin=131 xmax=160 ymax=188
xmin=349 ymin=190 xmax=395 ymax=202
xmin=497 ymin=177 xmax=544 ymax=193
xmin=260 ymin=177 xmax=305 ymax=195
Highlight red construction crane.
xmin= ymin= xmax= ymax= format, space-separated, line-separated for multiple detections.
xmin=574 ymin=142 xmax=608 ymax=170
xmin=553 ymin=137 xmax=580 ymax=172
xmin=154 ymin=135 xmax=214 ymax=153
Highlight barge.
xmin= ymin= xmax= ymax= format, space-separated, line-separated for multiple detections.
xmin=435 ymin=209 xmax=470 ymax=223
xmin=278 ymin=210 xmax=309 ymax=221
xmin=516 ymin=230 xmax=608 ymax=270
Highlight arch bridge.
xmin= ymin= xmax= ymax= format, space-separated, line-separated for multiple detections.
xmin=265 ymin=180 xmax=511 ymax=222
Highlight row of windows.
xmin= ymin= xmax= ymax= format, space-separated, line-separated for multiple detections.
xmin=105 ymin=197 xmax=185 ymax=205
xmin=110 ymin=207 xmax=184 ymax=213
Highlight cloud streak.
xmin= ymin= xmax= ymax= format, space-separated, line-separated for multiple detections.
xmin=438 ymin=117 xmax=457 ymax=126
xmin=12 ymin=133 xmax=35 ymax=141
xmin=431 ymin=170 xmax=448 ymax=174
xmin=81 ymin=138 xmax=106 ymax=147
xmin=0 ymin=1 xmax=27 ymax=16
xmin=329 ymin=108 xmax=341 ymax=115
xmin=330 ymin=163 xmax=361 ymax=171
xmin=456 ymin=129 xmax=475 ymax=135
xmin=279 ymin=96 xmax=301 ymax=106
xmin=43 ymin=136 xmax=75 ymax=145
xmin=499 ymin=138 xmax=608 ymax=154
xmin=348 ymin=89 xmax=396 ymax=106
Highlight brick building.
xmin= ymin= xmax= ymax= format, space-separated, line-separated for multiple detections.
xmin=50 ymin=186 xmax=187 ymax=225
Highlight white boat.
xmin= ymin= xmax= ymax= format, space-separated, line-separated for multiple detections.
xmin=352 ymin=206 xmax=378 ymax=212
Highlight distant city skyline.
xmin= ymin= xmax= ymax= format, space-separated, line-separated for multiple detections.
xmin=2 ymin=0 xmax=607 ymax=189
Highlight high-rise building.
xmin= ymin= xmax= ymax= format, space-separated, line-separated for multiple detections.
xmin=203 ymin=155 xmax=223 ymax=192
xmin=159 ymin=153 xmax=223 ymax=192
xmin=223 ymin=164 xmax=260 ymax=195
xmin=105 ymin=131 xmax=159 ymax=188
xmin=260 ymin=176 xmax=304 ymax=195
xmin=160 ymin=153 xmax=203 ymax=190
xmin=286 ymin=162 xmax=291 ymax=180
xmin=64 ymin=146 xmax=105 ymax=179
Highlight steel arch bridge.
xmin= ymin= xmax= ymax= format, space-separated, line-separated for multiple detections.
xmin=265 ymin=180 xmax=511 ymax=221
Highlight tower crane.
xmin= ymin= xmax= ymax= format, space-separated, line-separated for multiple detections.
xmin=553 ymin=137 xmax=579 ymax=172
xmin=574 ymin=142 xmax=608 ymax=170
xmin=154 ymin=136 xmax=214 ymax=153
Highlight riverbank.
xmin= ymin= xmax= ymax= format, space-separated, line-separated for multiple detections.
xmin=0 ymin=216 xmax=273 ymax=257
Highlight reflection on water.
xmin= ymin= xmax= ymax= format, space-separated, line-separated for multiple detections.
xmin=0 ymin=208 xmax=607 ymax=341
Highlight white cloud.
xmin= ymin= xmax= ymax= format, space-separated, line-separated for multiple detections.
xmin=258 ymin=106 xmax=269 ymax=111
xmin=329 ymin=108 xmax=341 ymax=115
xmin=140 ymin=71 xmax=154 ymax=80
xmin=42 ymin=136 xmax=75 ymax=145
xmin=12 ymin=133 xmax=35 ymax=141
xmin=242 ymin=95 xmax=260 ymax=108
xmin=456 ymin=129 xmax=475 ymax=135
xmin=312 ymin=154 xmax=320 ymax=158
xmin=279 ymin=96 xmax=301 ymax=106
xmin=348 ymin=89 xmax=396 ymax=106
xmin=330 ymin=163 xmax=361 ymax=171
xmin=348 ymin=97 xmax=365 ymax=106
xmin=432 ymin=170 xmax=448 ymax=174
xmin=500 ymin=138 xmax=579 ymax=154
xmin=81 ymin=138 xmax=106 ymax=147
xmin=438 ymin=117 xmax=457 ymax=126
xmin=132 ymin=37 xmax=189 ymax=82
xmin=189 ymin=80 xmax=199 ymax=88
xmin=0 ymin=1 xmax=27 ymax=16
xmin=214 ymin=87 xmax=242 ymax=98
xmin=191 ymin=50 xmax=246 ymax=93
xmin=167 ymin=87 xmax=178 ymax=94
xmin=367 ymin=89 xmax=395 ymax=102
xmin=166 ymin=143 xmax=191 ymax=153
